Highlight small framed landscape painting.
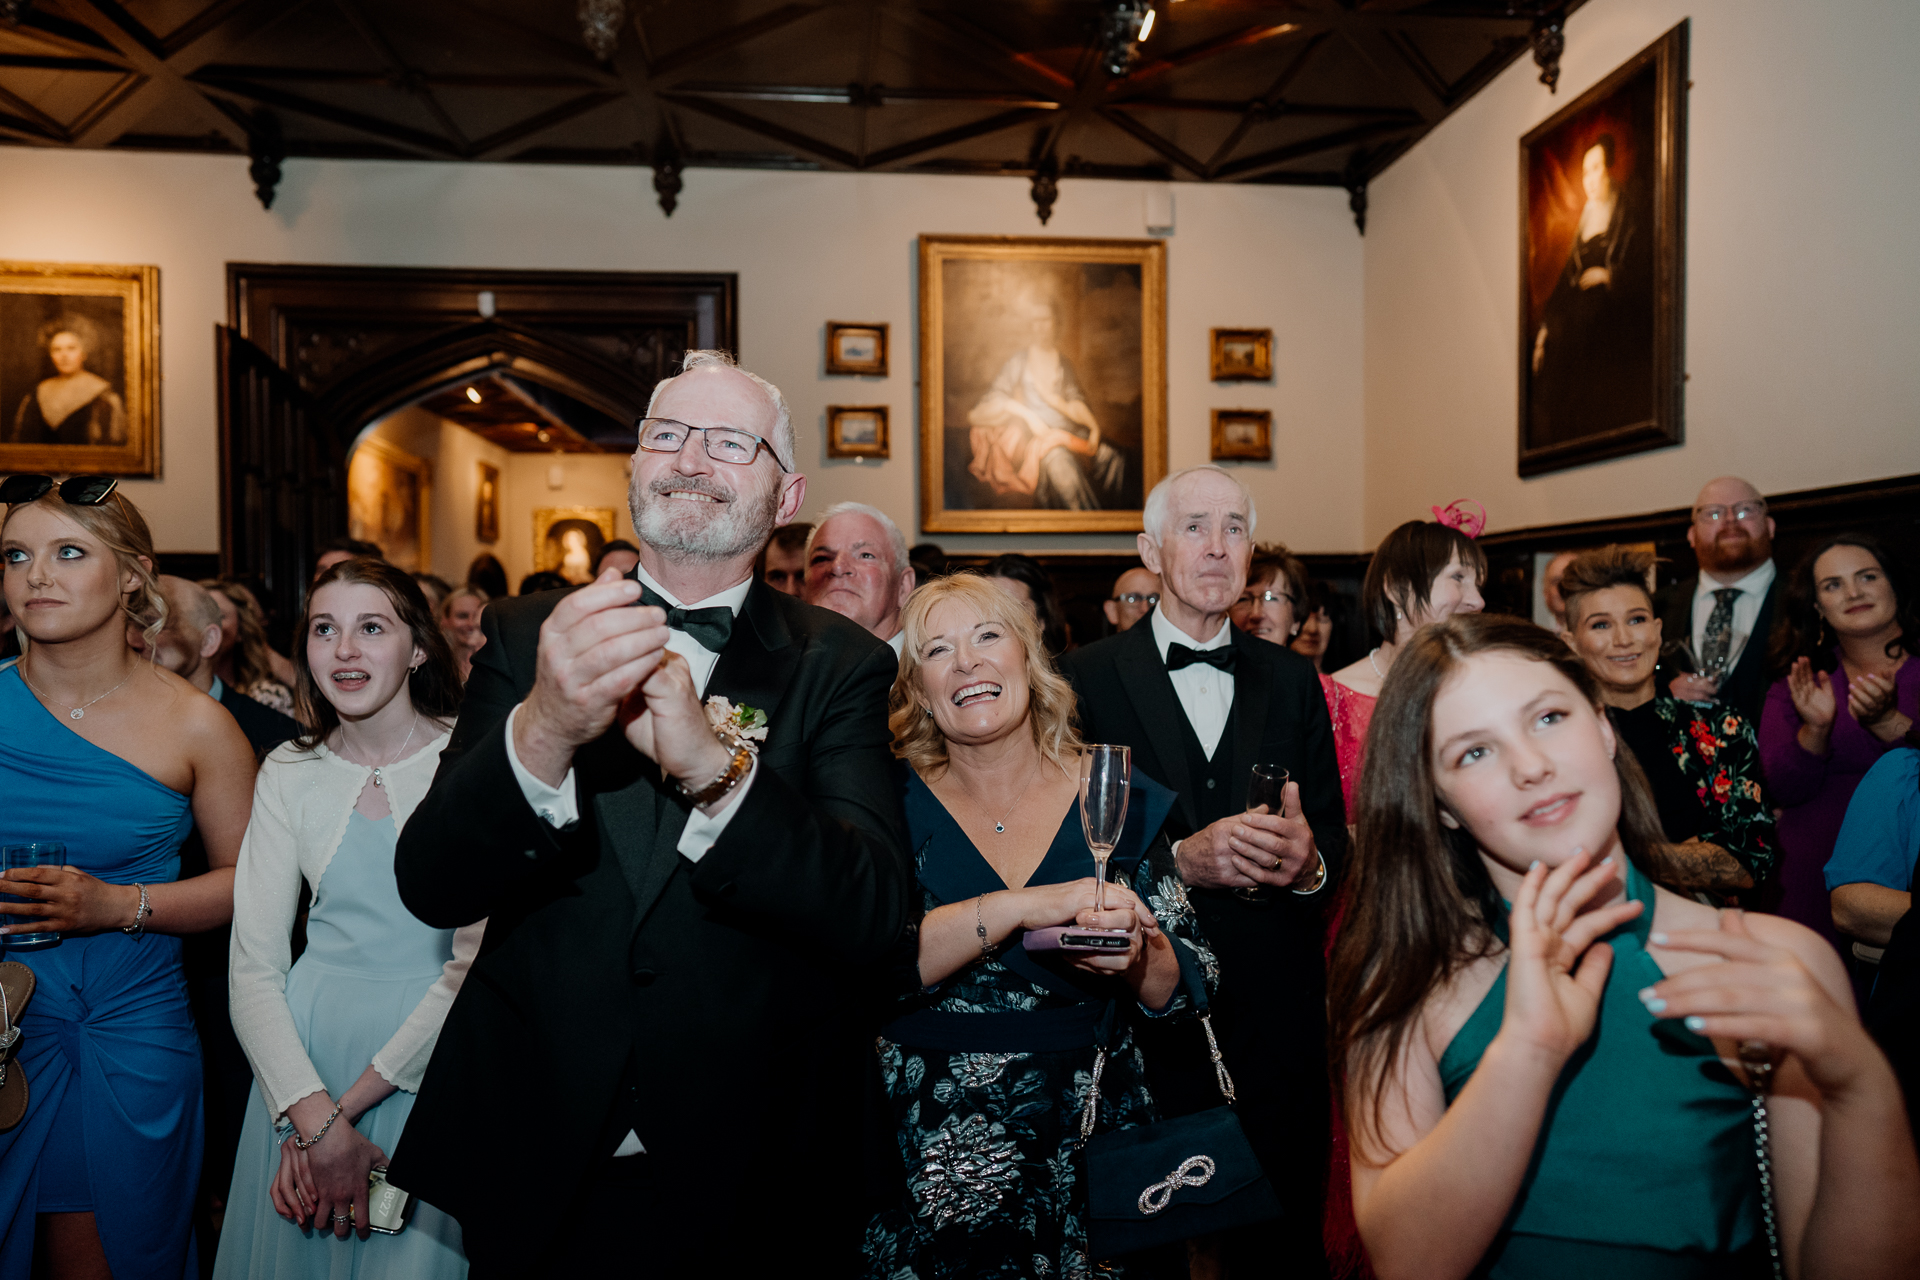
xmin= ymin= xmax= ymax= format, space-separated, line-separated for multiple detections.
xmin=1210 ymin=328 xmax=1272 ymax=382
xmin=825 ymin=322 xmax=888 ymax=376
xmin=0 ymin=261 xmax=160 ymax=476
xmin=827 ymin=405 xmax=889 ymax=459
xmin=1210 ymin=409 xmax=1272 ymax=462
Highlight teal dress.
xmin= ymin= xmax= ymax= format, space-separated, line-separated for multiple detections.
xmin=1438 ymin=860 xmax=1765 ymax=1278
xmin=0 ymin=660 xmax=201 ymax=1280
xmin=212 ymin=812 xmax=467 ymax=1279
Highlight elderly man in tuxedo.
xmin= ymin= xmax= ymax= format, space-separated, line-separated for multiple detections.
xmin=1061 ymin=464 xmax=1344 ymax=1279
xmin=390 ymin=351 xmax=912 ymax=1277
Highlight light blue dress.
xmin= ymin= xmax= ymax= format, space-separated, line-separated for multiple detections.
xmin=0 ymin=659 xmax=201 ymax=1280
xmin=212 ymin=811 xmax=467 ymax=1279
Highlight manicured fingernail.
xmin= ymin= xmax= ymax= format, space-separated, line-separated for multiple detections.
xmin=1651 ymin=932 xmax=1669 ymax=945
xmin=1600 ymin=855 xmax=1614 ymax=866
xmin=1639 ymin=992 xmax=1666 ymax=1014
xmin=1529 ymin=859 xmax=1540 ymax=870
xmin=1684 ymin=1016 xmax=1706 ymax=1032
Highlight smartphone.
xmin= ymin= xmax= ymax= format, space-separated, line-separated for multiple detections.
xmin=1023 ymin=925 xmax=1132 ymax=953
xmin=366 ymin=1166 xmax=417 ymax=1235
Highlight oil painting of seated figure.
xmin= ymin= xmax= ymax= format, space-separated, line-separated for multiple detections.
xmin=8 ymin=315 xmax=127 ymax=447
xmin=965 ymin=301 xmax=1125 ymax=511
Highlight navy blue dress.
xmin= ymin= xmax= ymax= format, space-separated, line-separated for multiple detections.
xmin=863 ymin=768 xmax=1215 ymax=1278
xmin=0 ymin=661 xmax=200 ymax=1279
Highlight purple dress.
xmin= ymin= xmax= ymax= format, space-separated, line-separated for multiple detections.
xmin=1759 ymin=652 xmax=1920 ymax=947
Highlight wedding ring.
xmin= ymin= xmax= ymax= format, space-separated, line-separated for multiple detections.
xmin=332 ymin=1213 xmax=351 ymax=1224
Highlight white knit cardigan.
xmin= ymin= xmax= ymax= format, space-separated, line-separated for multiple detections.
xmin=229 ymin=732 xmax=485 ymax=1121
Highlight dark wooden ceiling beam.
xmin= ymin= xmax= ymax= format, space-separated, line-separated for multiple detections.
xmin=660 ymin=92 xmax=858 ymax=169
xmin=0 ymin=81 xmax=69 ymax=140
xmin=887 ymin=5 xmax=1070 ymax=101
xmin=915 ymin=8 xmax=1077 ymax=92
xmin=1290 ymin=0 xmax=1449 ymax=123
xmin=1214 ymin=118 xmax=1421 ymax=180
xmin=0 ymin=53 xmax=126 ymax=72
xmin=474 ymin=90 xmax=623 ymax=161
xmin=862 ymin=105 xmax=1052 ymax=170
xmin=438 ymin=0 xmax=609 ymax=73
xmin=191 ymin=76 xmax=462 ymax=157
xmin=332 ymin=0 xmax=468 ymax=153
xmin=1202 ymin=28 xmax=1329 ymax=177
xmin=191 ymin=65 xmax=605 ymax=90
xmin=1111 ymin=19 xmax=1307 ymax=91
xmin=49 ymin=0 xmax=250 ymax=148
xmin=670 ymin=82 xmax=1058 ymax=109
xmin=1095 ymin=106 xmax=1206 ymax=179
xmin=1109 ymin=97 xmax=1420 ymax=121
xmin=0 ymin=111 xmax=63 ymax=144
xmin=648 ymin=4 xmax=824 ymax=79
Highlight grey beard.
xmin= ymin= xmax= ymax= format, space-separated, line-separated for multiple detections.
xmin=630 ymin=473 xmax=780 ymax=561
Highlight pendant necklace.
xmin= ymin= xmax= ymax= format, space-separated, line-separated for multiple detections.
xmin=987 ymin=761 xmax=1041 ymax=835
xmin=18 ymin=663 xmax=134 ymax=721
xmin=346 ymin=715 xmax=419 ymax=790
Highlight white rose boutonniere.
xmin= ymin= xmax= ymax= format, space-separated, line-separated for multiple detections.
xmin=703 ymin=696 xmax=769 ymax=754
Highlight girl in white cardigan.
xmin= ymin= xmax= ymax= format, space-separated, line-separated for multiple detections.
xmin=216 ymin=558 xmax=482 ymax=1279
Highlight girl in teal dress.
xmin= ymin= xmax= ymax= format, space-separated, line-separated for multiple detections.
xmin=1327 ymin=615 xmax=1919 ymax=1280
xmin=0 ymin=478 xmax=259 ymax=1278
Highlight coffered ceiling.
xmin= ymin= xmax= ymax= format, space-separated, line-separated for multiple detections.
xmin=0 ymin=1 xmax=1584 ymax=222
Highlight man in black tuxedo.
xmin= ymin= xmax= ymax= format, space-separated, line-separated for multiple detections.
xmin=1659 ymin=475 xmax=1780 ymax=725
xmin=1061 ymin=465 xmax=1345 ymax=1279
xmin=388 ymin=352 xmax=912 ymax=1277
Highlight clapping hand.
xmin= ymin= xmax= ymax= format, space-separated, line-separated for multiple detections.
xmin=619 ymin=650 xmax=735 ymax=805
xmin=1639 ymin=910 xmax=1877 ymax=1098
xmin=515 ymin=567 xmax=670 ymax=784
xmin=1786 ymin=657 xmax=1838 ymax=731
xmin=1849 ymin=671 xmax=1907 ymax=742
xmin=1498 ymin=851 xmax=1643 ymax=1064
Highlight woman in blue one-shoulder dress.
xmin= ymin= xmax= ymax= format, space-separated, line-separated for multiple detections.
xmin=0 ymin=477 xmax=258 ymax=1279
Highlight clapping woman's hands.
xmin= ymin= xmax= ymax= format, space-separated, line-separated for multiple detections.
xmin=1639 ymin=910 xmax=1879 ymax=1098
xmin=1849 ymin=672 xmax=1910 ymax=743
xmin=1787 ymin=657 xmax=1838 ymax=731
xmin=1498 ymin=851 xmax=1644 ymax=1065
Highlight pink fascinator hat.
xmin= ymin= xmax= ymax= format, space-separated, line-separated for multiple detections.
xmin=1430 ymin=499 xmax=1487 ymax=539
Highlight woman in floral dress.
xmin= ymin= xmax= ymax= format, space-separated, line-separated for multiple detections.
xmin=865 ymin=575 xmax=1214 ymax=1279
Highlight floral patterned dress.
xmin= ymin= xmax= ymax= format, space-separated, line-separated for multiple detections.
xmin=1608 ymin=695 xmax=1776 ymax=884
xmin=864 ymin=769 xmax=1215 ymax=1280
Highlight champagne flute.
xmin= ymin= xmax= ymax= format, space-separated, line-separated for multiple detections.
xmin=1079 ymin=745 xmax=1132 ymax=911
xmin=1247 ymin=763 xmax=1289 ymax=816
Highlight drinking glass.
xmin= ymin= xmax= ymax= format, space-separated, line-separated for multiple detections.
xmin=1079 ymin=745 xmax=1132 ymax=911
xmin=1247 ymin=764 xmax=1289 ymax=815
xmin=1 ymin=843 xmax=64 ymax=950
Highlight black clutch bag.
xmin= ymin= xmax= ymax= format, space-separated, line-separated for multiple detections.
xmin=1080 ymin=964 xmax=1281 ymax=1257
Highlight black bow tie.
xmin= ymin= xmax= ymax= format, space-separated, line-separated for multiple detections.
xmin=639 ymin=584 xmax=735 ymax=653
xmin=1165 ymin=642 xmax=1237 ymax=673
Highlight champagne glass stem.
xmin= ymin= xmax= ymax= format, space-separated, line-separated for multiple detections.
xmin=1094 ymin=853 xmax=1110 ymax=912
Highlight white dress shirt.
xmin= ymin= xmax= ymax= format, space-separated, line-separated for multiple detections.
xmin=886 ymin=630 xmax=906 ymax=658
xmin=1689 ymin=559 xmax=1776 ymax=671
xmin=505 ymin=565 xmax=757 ymax=862
xmin=1148 ymin=606 xmax=1235 ymax=759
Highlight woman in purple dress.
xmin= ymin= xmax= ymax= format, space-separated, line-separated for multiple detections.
xmin=1760 ymin=533 xmax=1917 ymax=949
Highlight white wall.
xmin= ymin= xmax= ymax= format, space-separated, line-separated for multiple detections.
xmin=1363 ymin=0 xmax=1920 ymax=543
xmin=0 ymin=151 xmax=1365 ymax=557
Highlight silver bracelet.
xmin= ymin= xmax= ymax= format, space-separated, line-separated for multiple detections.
xmin=975 ymin=894 xmax=994 ymax=961
xmin=122 ymin=883 xmax=151 ymax=937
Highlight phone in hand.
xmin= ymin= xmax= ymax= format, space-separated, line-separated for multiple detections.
xmin=366 ymin=1166 xmax=417 ymax=1235
xmin=1023 ymin=925 xmax=1132 ymax=954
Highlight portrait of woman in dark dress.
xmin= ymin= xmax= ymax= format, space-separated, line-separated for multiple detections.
xmin=8 ymin=316 xmax=127 ymax=447
xmin=1528 ymin=132 xmax=1655 ymax=446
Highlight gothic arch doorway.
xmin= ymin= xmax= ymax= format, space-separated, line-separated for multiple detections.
xmin=217 ymin=264 xmax=736 ymax=638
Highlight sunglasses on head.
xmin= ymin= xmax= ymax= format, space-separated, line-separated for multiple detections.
xmin=0 ymin=475 xmax=120 ymax=507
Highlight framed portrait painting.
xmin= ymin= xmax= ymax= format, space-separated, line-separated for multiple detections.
xmin=475 ymin=461 xmax=500 ymax=543
xmin=826 ymin=405 xmax=888 ymax=459
xmin=347 ymin=436 xmax=432 ymax=573
xmin=0 ymin=261 xmax=160 ymax=476
xmin=919 ymin=235 xmax=1166 ymax=533
xmin=534 ymin=507 xmax=614 ymax=584
xmin=1518 ymin=21 xmax=1687 ymax=477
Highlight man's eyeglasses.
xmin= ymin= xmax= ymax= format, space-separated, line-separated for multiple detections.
xmin=1112 ymin=592 xmax=1159 ymax=607
xmin=1231 ymin=589 xmax=1294 ymax=611
xmin=1693 ymin=501 xmax=1766 ymax=525
xmin=0 ymin=474 xmax=119 ymax=506
xmin=637 ymin=417 xmax=790 ymax=473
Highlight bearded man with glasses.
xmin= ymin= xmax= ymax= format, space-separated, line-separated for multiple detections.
xmin=389 ymin=351 xmax=912 ymax=1277
xmin=1658 ymin=474 xmax=1781 ymax=723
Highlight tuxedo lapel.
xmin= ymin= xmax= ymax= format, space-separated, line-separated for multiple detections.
xmin=1227 ymin=631 xmax=1272 ymax=792
xmin=611 ymin=580 xmax=798 ymax=935
xmin=1114 ymin=623 xmax=1194 ymax=819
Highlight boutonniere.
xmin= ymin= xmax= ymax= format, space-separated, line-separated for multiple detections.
xmin=704 ymin=696 xmax=769 ymax=753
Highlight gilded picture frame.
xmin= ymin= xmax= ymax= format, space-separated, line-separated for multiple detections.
xmin=475 ymin=460 xmax=500 ymax=543
xmin=919 ymin=234 xmax=1167 ymax=534
xmin=347 ymin=435 xmax=432 ymax=573
xmin=826 ymin=405 xmax=889 ymax=459
xmin=1210 ymin=409 xmax=1272 ymax=462
xmin=1209 ymin=328 xmax=1272 ymax=382
xmin=1518 ymin=21 xmax=1687 ymax=477
xmin=533 ymin=506 xmax=615 ymax=584
xmin=0 ymin=261 xmax=160 ymax=476
xmin=825 ymin=322 xmax=888 ymax=376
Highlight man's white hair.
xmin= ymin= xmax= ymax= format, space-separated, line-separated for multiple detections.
xmin=1140 ymin=464 xmax=1259 ymax=544
xmin=805 ymin=501 xmax=910 ymax=577
xmin=643 ymin=349 xmax=795 ymax=472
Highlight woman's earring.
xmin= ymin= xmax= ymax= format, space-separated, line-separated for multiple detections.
xmin=409 ymin=662 xmax=421 ymax=674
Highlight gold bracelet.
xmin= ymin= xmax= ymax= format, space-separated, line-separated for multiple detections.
xmin=1290 ymin=853 xmax=1329 ymax=896
xmin=679 ymin=742 xmax=754 ymax=808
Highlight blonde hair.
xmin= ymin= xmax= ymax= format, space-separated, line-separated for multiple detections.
xmin=2 ymin=486 xmax=165 ymax=650
xmin=201 ymin=578 xmax=278 ymax=690
xmin=889 ymin=573 xmax=1083 ymax=776
xmin=437 ymin=584 xmax=490 ymax=622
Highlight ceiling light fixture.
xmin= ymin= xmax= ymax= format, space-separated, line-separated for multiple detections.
xmin=465 ymin=386 xmax=482 ymax=403
xmin=578 ymin=0 xmax=625 ymax=62
xmin=1100 ymin=1 xmax=1156 ymax=78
